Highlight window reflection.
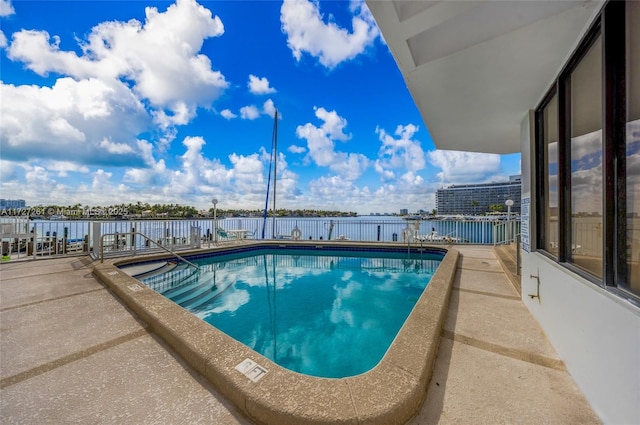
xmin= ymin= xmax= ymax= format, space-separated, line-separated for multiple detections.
xmin=535 ymin=3 xmax=638 ymax=299
xmin=570 ymin=36 xmax=602 ymax=278
xmin=627 ymin=122 xmax=640 ymax=295
xmin=542 ymin=94 xmax=558 ymax=256
xmin=626 ymin=1 xmax=639 ymax=296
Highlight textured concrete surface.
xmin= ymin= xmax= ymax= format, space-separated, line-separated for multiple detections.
xmin=494 ymin=243 xmax=521 ymax=294
xmin=0 ymin=246 xmax=600 ymax=424
xmin=408 ymin=246 xmax=600 ymax=425
xmin=0 ymin=256 xmax=250 ymax=424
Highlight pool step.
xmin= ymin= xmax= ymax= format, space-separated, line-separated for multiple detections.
xmin=149 ymin=271 xmax=198 ymax=293
xmin=180 ymin=277 xmax=235 ymax=312
xmin=170 ymin=271 xmax=219 ymax=305
xmin=162 ymin=270 xmax=213 ymax=300
xmin=134 ymin=263 xmax=233 ymax=313
xmin=121 ymin=261 xmax=176 ymax=278
xmin=143 ymin=263 xmax=194 ymax=292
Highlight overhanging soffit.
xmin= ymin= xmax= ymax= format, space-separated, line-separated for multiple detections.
xmin=366 ymin=0 xmax=603 ymax=154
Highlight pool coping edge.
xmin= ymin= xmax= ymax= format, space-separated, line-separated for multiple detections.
xmin=93 ymin=243 xmax=459 ymax=425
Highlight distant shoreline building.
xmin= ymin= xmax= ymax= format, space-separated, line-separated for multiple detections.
xmin=0 ymin=199 xmax=26 ymax=210
xmin=435 ymin=175 xmax=521 ymax=216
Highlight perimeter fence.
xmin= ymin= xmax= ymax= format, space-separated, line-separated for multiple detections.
xmin=0 ymin=216 xmax=521 ymax=261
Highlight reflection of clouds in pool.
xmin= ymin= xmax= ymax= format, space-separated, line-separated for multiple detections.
xmin=365 ymin=271 xmax=401 ymax=291
xmin=260 ymin=314 xmax=387 ymax=378
xmin=246 ymin=322 xmax=270 ymax=354
xmin=209 ymin=288 xmax=250 ymax=314
xmin=189 ymin=253 xmax=437 ymax=377
xmin=330 ymin=278 xmax=361 ymax=327
xmin=222 ymin=257 xmax=332 ymax=290
xmin=249 ymin=270 xmax=398 ymax=376
xmin=227 ymin=264 xmax=282 ymax=288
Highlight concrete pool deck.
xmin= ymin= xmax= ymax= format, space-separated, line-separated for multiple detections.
xmin=0 ymin=245 xmax=600 ymax=424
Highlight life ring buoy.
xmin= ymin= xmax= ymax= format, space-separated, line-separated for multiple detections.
xmin=291 ymin=227 xmax=302 ymax=240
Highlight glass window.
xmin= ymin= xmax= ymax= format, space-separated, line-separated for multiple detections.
xmin=542 ymin=93 xmax=559 ymax=256
xmin=535 ymin=2 xmax=639 ymax=300
xmin=626 ymin=1 xmax=640 ymax=296
xmin=570 ymin=36 xmax=603 ymax=278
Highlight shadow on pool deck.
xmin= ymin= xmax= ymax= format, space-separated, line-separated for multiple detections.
xmin=0 ymin=246 xmax=600 ymax=424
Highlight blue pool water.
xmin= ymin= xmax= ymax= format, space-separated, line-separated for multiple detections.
xmin=139 ymin=247 xmax=443 ymax=378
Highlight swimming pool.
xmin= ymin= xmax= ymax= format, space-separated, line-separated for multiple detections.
xmin=95 ymin=241 xmax=459 ymax=425
xmin=138 ymin=248 xmax=443 ymax=378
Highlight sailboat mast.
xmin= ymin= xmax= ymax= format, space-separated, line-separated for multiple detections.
xmin=271 ymin=110 xmax=278 ymax=239
xmin=261 ymin=109 xmax=278 ymax=239
xmin=261 ymin=148 xmax=272 ymax=239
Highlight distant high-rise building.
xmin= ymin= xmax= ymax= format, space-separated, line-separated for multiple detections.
xmin=0 ymin=199 xmax=26 ymax=210
xmin=435 ymin=176 xmax=521 ymax=216
xmin=399 ymin=208 xmax=409 ymax=215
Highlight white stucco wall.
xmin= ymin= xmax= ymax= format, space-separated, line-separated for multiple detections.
xmin=520 ymin=113 xmax=640 ymax=425
xmin=521 ymin=254 xmax=640 ymax=424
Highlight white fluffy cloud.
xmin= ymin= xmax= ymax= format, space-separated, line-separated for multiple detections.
xmin=240 ymin=105 xmax=260 ymax=120
xmin=295 ymin=107 xmax=367 ymax=180
xmin=315 ymin=107 xmax=351 ymax=141
xmin=303 ymin=172 xmax=432 ymax=214
xmin=1 ymin=0 xmax=234 ymax=203
xmin=92 ymin=169 xmax=113 ymax=190
xmin=0 ymin=0 xmax=14 ymax=17
xmin=248 ymin=75 xmax=276 ymax=94
xmin=375 ymin=124 xmax=425 ymax=181
xmin=0 ymin=0 xmax=433 ymax=214
xmin=0 ymin=159 xmax=18 ymax=181
xmin=1 ymin=78 xmax=149 ymax=165
xmin=5 ymin=0 xmax=227 ymax=129
xmin=288 ymin=145 xmax=306 ymax=154
xmin=263 ymin=99 xmax=277 ymax=118
xmin=220 ymin=109 xmax=237 ymax=120
xmin=280 ymin=0 xmax=380 ymax=69
xmin=228 ymin=99 xmax=277 ymax=120
xmin=296 ymin=123 xmax=334 ymax=166
xmin=308 ymin=175 xmax=361 ymax=203
xmin=331 ymin=152 xmax=369 ymax=181
xmin=427 ymin=150 xmax=501 ymax=183
xmin=122 ymin=140 xmax=167 ymax=186
xmin=150 ymin=137 xmax=296 ymax=207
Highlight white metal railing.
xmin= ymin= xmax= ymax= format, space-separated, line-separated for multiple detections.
xmin=492 ymin=219 xmax=521 ymax=245
xmin=99 ymin=231 xmax=201 ymax=270
xmin=1 ymin=217 xmax=525 ymax=261
xmin=0 ymin=216 xmax=90 ymax=260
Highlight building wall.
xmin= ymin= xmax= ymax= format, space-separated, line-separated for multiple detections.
xmin=520 ymin=112 xmax=640 ymax=425
xmin=436 ymin=180 xmax=521 ymax=215
xmin=0 ymin=199 xmax=26 ymax=210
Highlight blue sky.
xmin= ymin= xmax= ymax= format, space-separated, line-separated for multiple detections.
xmin=0 ymin=0 xmax=521 ymax=214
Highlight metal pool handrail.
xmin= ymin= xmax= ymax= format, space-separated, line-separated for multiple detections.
xmin=99 ymin=231 xmax=201 ymax=271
